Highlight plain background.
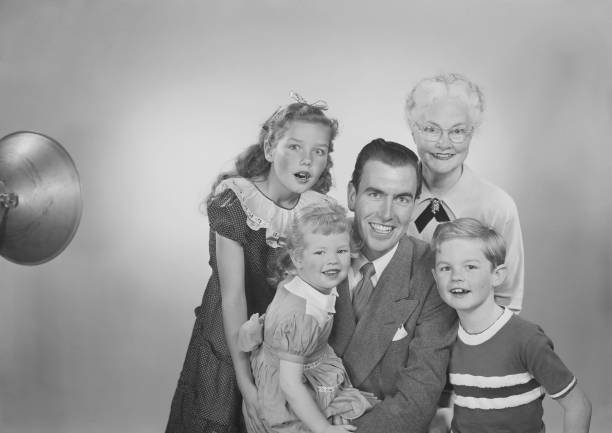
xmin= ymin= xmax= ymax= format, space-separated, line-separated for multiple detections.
xmin=1 ymin=1 xmax=610 ymax=432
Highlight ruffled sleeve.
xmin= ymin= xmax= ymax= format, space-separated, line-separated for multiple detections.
xmin=207 ymin=188 xmax=247 ymax=244
xmin=269 ymin=311 xmax=322 ymax=364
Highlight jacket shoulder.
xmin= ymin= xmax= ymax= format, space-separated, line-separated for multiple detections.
xmin=402 ymin=234 xmax=435 ymax=265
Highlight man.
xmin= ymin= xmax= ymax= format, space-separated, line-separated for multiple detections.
xmin=329 ymin=138 xmax=457 ymax=433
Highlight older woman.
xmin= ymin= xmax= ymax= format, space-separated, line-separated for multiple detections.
xmin=405 ymin=73 xmax=524 ymax=313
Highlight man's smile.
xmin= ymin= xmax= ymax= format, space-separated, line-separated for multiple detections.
xmin=369 ymin=222 xmax=394 ymax=234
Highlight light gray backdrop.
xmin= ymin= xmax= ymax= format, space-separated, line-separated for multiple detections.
xmin=1 ymin=1 xmax=610 ymax=432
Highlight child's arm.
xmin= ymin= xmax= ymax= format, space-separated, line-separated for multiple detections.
xmin=279 ymin=359 xmax=356 ymax=433
xmin=522 ymin=326 xmax=591 ymax=433
xmin=557 ymin=384 xmax=592 ymax=433
xmin=217 ymin=233 xmax=265 ymax=432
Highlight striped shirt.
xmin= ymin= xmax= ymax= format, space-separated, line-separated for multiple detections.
xmin=449 ymin=308 xmax=576 ymax=433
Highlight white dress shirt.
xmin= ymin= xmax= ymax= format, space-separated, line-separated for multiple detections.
xmin=347 ymin=242 xmax=399 ymax=298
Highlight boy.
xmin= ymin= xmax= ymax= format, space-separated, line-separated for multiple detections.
xmin=431 ymin=217 xmax=591 ymax=433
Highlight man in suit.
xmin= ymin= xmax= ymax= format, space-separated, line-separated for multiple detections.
xmin=329 ymin=138 xmax=457 ymax=433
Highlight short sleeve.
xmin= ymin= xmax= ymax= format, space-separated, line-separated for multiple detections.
xmin=522 ymin=326 xmax=576 ymax=399
xmin=207 ymin=188 xmax=247 ymax=244
xmin=269 ymin=311 xmax=322 ymax=364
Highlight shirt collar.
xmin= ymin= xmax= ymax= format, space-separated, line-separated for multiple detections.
xmin=284 ymin=275 xmax=338 ymax=314
xmin=371 ymin=242 xmax=399 ymax=278
xmin=351 ymin=241 xmax=399 ymax=286
xmin=458 ymin=307 xmax=514 ymax=346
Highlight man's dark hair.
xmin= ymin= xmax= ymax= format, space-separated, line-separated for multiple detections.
xmin=350 ymin=138 xmax=421 ymax=197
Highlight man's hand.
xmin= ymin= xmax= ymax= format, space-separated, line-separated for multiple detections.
xmin=331 ymin=415 xmax=349 ymax=425
xmin=427 ymin=407 xmax=452 ymax=433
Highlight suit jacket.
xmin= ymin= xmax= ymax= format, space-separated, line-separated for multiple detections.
xmin=329 ymin=235 xmax=458 ymax=433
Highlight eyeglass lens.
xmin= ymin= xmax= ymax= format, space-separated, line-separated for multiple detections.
xmin=422 ymin=125 xmax=469 ymax=143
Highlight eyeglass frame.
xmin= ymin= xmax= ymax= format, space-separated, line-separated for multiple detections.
xmin=414 ymin=122 xmax=474 ymax=144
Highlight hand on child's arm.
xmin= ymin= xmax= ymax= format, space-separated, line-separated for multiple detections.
xmin=557 ymin=384 xmax=591 ymax=433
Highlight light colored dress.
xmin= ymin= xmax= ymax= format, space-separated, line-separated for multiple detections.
xmin=239 ymin=276 xmax=373 ymax=433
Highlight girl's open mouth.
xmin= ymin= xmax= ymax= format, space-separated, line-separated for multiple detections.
xmin=294 ymin=171 xmax=312 ymax=182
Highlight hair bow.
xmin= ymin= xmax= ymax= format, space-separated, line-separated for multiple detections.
xmin=290 ymin=91 xmax=329 ymax=111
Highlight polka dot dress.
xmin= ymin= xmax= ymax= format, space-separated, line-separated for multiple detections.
xmin=165 ymin=188 xmax=281 ymax=433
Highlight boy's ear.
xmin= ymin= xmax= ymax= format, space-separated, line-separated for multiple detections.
xmin=492 ymin=264 xmax=508 ymax=288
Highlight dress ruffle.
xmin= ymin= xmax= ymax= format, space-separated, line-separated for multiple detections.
xmin=214 ymin=178 xmax=333 ymax=248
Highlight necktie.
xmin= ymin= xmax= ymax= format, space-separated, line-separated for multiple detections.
xmin=414 ymin=198 xmax=450 ymax=233
xmin=352 ymin=262 xmax=376 ymax=321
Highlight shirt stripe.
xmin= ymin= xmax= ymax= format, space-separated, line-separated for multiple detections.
xmin=453 ymin=386 xmax=544 ymax=410
xmin=450 ymin=371 xmax=533 ymax=388
xmin=453 ymin=379 xmax=540 ymax=399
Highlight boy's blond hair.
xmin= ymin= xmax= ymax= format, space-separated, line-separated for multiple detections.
xmin=432 ymin=217 xmax=506 ymax=268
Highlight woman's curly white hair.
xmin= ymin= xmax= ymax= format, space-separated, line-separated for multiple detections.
xmin=405 ymin=73 xmax=486 ymax=129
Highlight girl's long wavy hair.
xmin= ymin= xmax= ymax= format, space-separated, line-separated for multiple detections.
xmin=269 ymin=202 xmax=351 ymax=287
xmin=206 ymin=100 xmax=339 ymax=207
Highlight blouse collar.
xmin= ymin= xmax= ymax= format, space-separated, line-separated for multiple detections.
xmin=215 ymin=177 xmax=332 ymax=248
xmin=284 ymin=275 xmax=338 ymax=326
xmin=418 ymin=164 xmax=477 ymax=212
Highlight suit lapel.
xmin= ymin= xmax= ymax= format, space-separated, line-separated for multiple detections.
xmin=343 ymin=236 xmax=420 ymax=386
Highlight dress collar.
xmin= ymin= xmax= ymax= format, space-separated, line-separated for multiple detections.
xmin=284 ymin=276 xmax=338 ymax=325
xmin=215 ymin=177 xmax=332 ymax=248
xmin=458 ymin=307 xmax=514 ymax=346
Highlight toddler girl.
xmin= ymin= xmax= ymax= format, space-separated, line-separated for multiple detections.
xmin=238 ymin=202 xmax=375 ymax=433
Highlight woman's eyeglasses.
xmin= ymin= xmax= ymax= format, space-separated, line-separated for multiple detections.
xmin=416 ymin=123 xmax=473 ymax=144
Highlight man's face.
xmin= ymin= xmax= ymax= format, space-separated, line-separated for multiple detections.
xmin=347 ymin=160 xmax=418 ymax=261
